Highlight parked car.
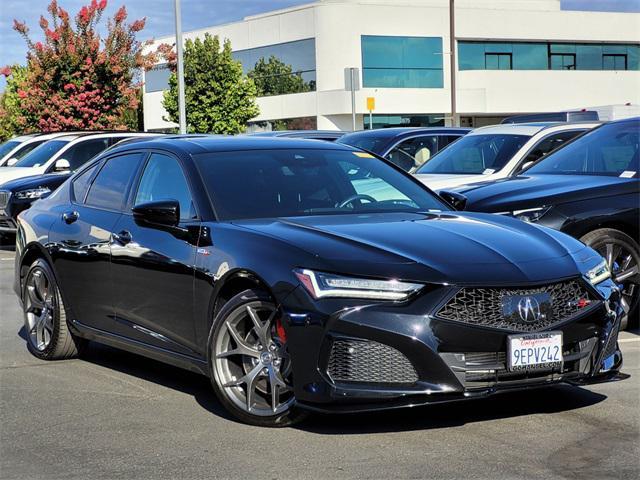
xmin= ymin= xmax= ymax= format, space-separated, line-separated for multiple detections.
xmin=414 ymin=122 xmax=599 ymax=191
xmin=14 ymin=136 xmax=623 ymax=426
xmin=501 ymin=111 xmax=599 ymax=124
xmin=0 ymin=134 xmax=158 ymax=237
xmin=0 ymin=132 xmax=157 ymax=186
xmin=0 ymin=132 xmax=80 ymax=167
xmin=338 ymin=127 xmax=471 ymax=172
xmin=446 ymin=117 xmax=639 ymax=329
xmin=246 ymin=130 xmax=346 ymax=141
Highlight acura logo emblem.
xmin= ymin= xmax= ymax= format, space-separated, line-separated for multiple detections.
xmin=517 ymin=296 xmax=541 ymax=323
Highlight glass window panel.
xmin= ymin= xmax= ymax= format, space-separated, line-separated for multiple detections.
xmin=550 ymin=43 xmax=576 ymax=54
xmin=484 ymin=42 xmax=512 ymax=53
xmin=498 ymin=54 xmax=512 ymax=70
xmin=576 ymin=45 xmax=603 ymax=70
xmin=485 ymin=54 xmax=499 ymax=69
xmin=627 ymin=45 xmax=640 ymax=70
xmin=234 ymin=38 xmax=316 ymax=74
xmin=362 ymin=36 xmax=404 ymax=68
xmin=145 ymin=64 xmax=171 ymax=93
xmin=86 ymin=154 xmax=143 ymax=211
xmin=603 ymin=44 xmax=627 ymax=54
xmin=512 ymin=43 xmax=547 ymax=69
xmin=362 ymin=68 xmax=443 ymax=88
xmin=458 ymin=42 xmax=485 ymax=70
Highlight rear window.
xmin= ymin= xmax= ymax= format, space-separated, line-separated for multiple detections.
xmin=13 ymin=140 xmax=68 ymax=168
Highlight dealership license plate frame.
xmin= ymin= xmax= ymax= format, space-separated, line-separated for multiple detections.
xmin=507 ymin=331 xmax=563 ymax=372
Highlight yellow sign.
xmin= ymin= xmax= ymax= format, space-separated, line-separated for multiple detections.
xmin=366 ymin=97 xmax=375 ymax=111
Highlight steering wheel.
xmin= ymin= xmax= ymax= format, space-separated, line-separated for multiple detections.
xmin=337 ymin=194 xmax=377 ymax=209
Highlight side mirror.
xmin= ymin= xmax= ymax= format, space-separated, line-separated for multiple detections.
xmin=6 ymin=158 xmax=18 ymax=166
xmin=519 ymin=160 xmax=535 ymax=172
xmin=54 ymin=158 xmax=71 ymax=172
xmin=439 ymin=190 xmax=468 ymax=211
xmin=132 ymin=200 xmax=180 ymax=228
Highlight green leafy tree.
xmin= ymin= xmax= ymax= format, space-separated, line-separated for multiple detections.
xmin=0 ymin=65 xmax=29 ymax=140
xmin=162 ymin=34 xmax=259 ymax=134
xmin=248 ymin=55 xmax=311 ymax=96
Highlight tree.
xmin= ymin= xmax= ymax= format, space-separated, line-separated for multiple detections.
xmin=248 ymin=56 xmax=311 ymax=97
xmin=162 ymin=34 xmax=259 ymax=134
xmin=0 ymin=65 xmax=29 ymax=140
xmin=6 ymin=0 xmax=158 ymax=132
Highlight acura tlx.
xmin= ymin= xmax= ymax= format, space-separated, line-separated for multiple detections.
xmin=13 ymin=136 xmax=623 ymax=426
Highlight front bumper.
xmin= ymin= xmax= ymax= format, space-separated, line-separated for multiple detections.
xmin=281 ymin=279 xmax=624 ymax=414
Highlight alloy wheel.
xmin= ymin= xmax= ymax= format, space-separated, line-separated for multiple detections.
xmin=595 ymin=241 xmax=639 ymax=322
xmin=24 ymin=268 xmax=56 ymax=352
xmin=213 ymin=301 xmax=294 ymax=416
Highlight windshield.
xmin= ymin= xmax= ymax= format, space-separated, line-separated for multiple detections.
xmin=13 ymin=140 xmax=68 ymax=168
xmin=416 ymin=134 xmax=530 ymax=175
xmin=0 ymin=140 xmax=21 ymax=159
xmin=527 ymin=121 xmax=639 ymax=177
xmin=195 ymin=149 xmax=449 ymax=220
xmin=337 ymin=134 xmax=390 ymax=154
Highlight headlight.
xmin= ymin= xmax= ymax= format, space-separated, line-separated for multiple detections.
xmin=294 ymin=269 xmax=423 ymax=300
xmin=585 ymin=259 xmax=611 ymax=286
xmin=511 ymin=206 xmax=551 ymax=223
xmin=14 ymin=187 xmax=51 ymax=200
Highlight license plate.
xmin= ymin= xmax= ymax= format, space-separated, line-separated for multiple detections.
xmin=507 ymin=332 xmax=563 ymax=371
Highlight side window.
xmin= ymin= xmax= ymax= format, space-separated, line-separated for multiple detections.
xmin=385 ymin=136 xmax=439 ymax=172
xmin=72 ymin=162 xmax=100 ymax=203
xmin=86 ymin=153 xmax=143 ymax=211
xmin=61 ymin=138 xmax=111 ymax=171
xmin=438 ymin=135 xmax=462 ymax=151
xmin=519 ymin=131 xmax=584 ymax=171
xmin=134 ymin=153 xmax=196 ymax=221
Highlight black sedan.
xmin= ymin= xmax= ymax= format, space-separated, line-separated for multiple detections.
xmin=14 ymin=136 xmax=624 ymax=426
xmin=338 ymin=127 xmax=470 ymax=172
xmin=0 ymin=172 xmax=71 ymax=238
xmin=450 ymin=117 xmax=639 ymax=329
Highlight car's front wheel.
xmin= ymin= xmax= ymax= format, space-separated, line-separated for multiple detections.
xmin=581 ymin=228 xmax=639 ymax=330
xmin=23 ymin=259 xmax=86 ymax=359
xmin=208 ymin=289 xmax=307 ymax=427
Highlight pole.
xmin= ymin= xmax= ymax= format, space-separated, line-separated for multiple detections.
xmin=174 ymin=0 xmax=187 ymax=134
xmin=449 ymin=0 xmax=457 ymax=127
xmin=350 ymin=68 xmax=356 ymax=131
xmin=369 ymin=111 xmax=373 ymax=129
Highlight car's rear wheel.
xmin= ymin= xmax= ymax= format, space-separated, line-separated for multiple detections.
xmin=581 ymin=229 xmax=639 ymax=330
xmin=208 ymin=289 xmax=307 ymax=427
xmin=23 ymin=259 xmax=86 ymax=359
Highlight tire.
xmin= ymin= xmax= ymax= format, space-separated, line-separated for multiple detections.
xmin=208 ymin=288 xmax=308 ymax=427
xmin=23 ymin=259 xmax=86 ymax=360
xmin=580 ymin=228 xmax=640 ymax=330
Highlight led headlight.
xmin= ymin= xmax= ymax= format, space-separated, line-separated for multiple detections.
xmin=294 ymin=269 xmax=423 ymax=300
xmin=511 ymin=206 xmax=551 ymax=223
xmin=585 ymin=259 xmax=611 ymax=286
xmin=14 ymin=187 xmax=51 ymax=200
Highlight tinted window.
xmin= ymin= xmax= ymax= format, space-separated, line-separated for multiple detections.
xmin=417 ymin=134 xmax=530 ymax=175
xmin=72 ymin=162 xmax=100 ymax=203
xmin=438 ymin=135 xmax=463 ymax=150
xmin=195 ymin=149 xmax=448 ymax=220
xmin=13 ymin=140 xmax=68 ymax=168
xmin=385 ymin=136 xmax=439 ymax=172
xmin=338 ymin=134 xmax=390 ymax=154
xmin=58 ymin=138 xmax=111 ymax=171
xmin=520 ymin=131 xmax=585 ymax=168
xmin=527 ymin=121 xmax=640 ymax=177
xmin=86 ymin=153 xmax=143 ymax=210
xmin=0 ymin=140 xmax=20 ymax=159
xmin=135 ymin=153 xmax=195 ymax=221
xmin=12 ymin=140 xmax=45 ymax=160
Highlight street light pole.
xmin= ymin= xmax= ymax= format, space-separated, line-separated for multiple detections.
xmin=174 ymin=0 xmax=187 ymax=134
xmin=449 ymin=0 xmax=458 ymax=127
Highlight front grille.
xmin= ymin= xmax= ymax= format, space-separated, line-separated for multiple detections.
xmin=602 ymin=327 xmax=619 ymax=360
xmin=436 ymin=280 xmax=597 ymax=332
xmin=0 ymin=191 xmax=9 ymax=210
xmin=327 ymin=339 xmax=418 ymax=385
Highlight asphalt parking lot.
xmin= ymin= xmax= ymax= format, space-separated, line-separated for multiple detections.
xmin=0 ymin=247 xmax=638 ymax=480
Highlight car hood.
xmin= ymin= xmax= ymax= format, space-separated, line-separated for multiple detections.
xmin=414 ymin=173 xmax=492 ymax=192
xmin=233 ymin=212 xmax=589 ymax=285
xmin=458 ymin=174 xmax=639 ymax=212
xmin=0 ymin=172 xmax=70 ymax=192
xmin=0 ymin=167 xmax=44 ymax=186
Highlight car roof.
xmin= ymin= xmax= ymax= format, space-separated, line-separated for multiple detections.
xmin=470 ymin=122 xmax=600 ymax=136
xmin=247 ymin=130 xmax=346 ymax=137
xmin=111 ymin=135 xmax=357 ymax=155
xmin=340 ymin=127 xmax=471 ymax=140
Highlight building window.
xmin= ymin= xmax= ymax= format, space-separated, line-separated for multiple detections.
xmin=234 ymin=38 xmax=316 ymax=96
xmin=369 ymin=114 xmax=444 ymax=129
xmin=361 ymin=36 xmax=444 ymax=88
xmin=603 ymin=54 xmax=628 ymax=70
xmin=459 ymin=41 xmax=639 ymax=71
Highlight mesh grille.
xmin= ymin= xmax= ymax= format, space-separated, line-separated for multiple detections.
xmin=602 ymin=328 xmax=619 ymax=359
xmin=327 ymin=339 xmax=418 ymax=384
xmin=436 ymin=280 xmax=596 ymax=332
xmin=0 ymin=218 xmax=16 ymax=230
xmin=0 ymin=191 xmax=9 ymax=210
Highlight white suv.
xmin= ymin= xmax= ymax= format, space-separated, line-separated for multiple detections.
xmin=0 ymin=132 xmax=158 ymax=185
xmin=414 ymin=122 xmax=600 ymax=191
xmin=0 ymin=132 xmax=83 ymax=167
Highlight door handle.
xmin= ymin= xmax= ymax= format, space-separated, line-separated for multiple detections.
xmin=62 ymin=211 xmax=79 ymax=224
xmin=113 ymin=230 xmax=132 ymax=245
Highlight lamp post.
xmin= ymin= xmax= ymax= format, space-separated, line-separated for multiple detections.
xmin=449 ymin=0 xmax=458 ymax=127
xmin=174 ymin=0 xmax=187 ymax=134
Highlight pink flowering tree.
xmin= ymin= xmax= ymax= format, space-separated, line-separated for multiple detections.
xmin=4 ymin=0 xmax=161 ymax=132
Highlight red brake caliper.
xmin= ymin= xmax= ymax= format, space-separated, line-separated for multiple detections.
xmin=275 ymin=316 xmax=287 ymax=343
